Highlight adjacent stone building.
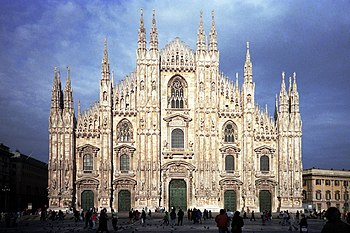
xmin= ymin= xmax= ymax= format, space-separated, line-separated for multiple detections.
xmin=303 ymin=168 xmax=350 ymax=213
xmin=48 ymin=11 xmax=303 ymax=212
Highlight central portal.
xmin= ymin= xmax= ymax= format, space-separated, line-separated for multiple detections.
xmin=169 ymin=179 xmax=187 ymax=210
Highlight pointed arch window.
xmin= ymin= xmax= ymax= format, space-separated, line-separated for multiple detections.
xmin=83 ymin=154 xmax=93 ymax=171
xmin=120 ymin=154 xmax=130 ymax=171
xmin=117 ymin=119 xmax=133 ymax=143
xmin=260 ymin=155 xmax=269 ymax=171
xmin=225 ymin=155 xmax=235 ymax=172
xmin=171 ymin=128 xmax=184 ymax=149
xmin=224 ymin=123 xmax=234 ymax=143
xmin=170 ymin=79 xmax=184 ymax=108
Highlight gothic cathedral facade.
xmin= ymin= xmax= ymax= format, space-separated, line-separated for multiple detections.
xmin=48 ymin=11 xmax=303 ymax=212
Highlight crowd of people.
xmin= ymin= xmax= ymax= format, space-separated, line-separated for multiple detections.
xmin=2 ymin=205 xmax=350 ymax=232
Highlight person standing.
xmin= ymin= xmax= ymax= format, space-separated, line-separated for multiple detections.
xmin=299 ymin=214 xmax=308 ymax=233
xmin=215 ymin=209 xmax=229 ymax=233
xmin=96 ymin=208 xmax=109 ymax=233
xmin=231 ymin=211 xmax=244 ymax=233
xmin=321 ymin=207 xmax=350 ymax=233
xmin=170 ymin=208 xmax=177 ymax=227
xmin=141 ymin=209 xmax=146 ymax=226
xmin=177 ymin=208 xmax=184 ymax=226
xmin=111 ymin=209 xmax=118 ymax=231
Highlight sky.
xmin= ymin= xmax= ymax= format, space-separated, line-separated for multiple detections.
xmin=0 ymin=0 xmax=349 ymax=170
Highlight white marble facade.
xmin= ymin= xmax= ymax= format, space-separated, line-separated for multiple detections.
xmin=48 ymin=11 xmax=303 ymax=212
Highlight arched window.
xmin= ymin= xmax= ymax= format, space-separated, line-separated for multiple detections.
xmin=224 ymin=123 xmax=234 ymax=143
xmin=260 ymin=155 xmax=269 ymax=171
xmin=316 ymin=190 xmax=322 ymax=200
xmin=117 ymin=119 xmax=133 ymax=142
xmin=170 ymin=78 xmax=184 ymax=108
xmin=225 ymin=155 xmax=235 ymax=172
xmin=120 ymin=154 xmax=130 ymax=171
xmin=326 ymin=190 xmax=331 ymax=200
xmin=83 ymin=154 xmax=93 ymax=171
xmin=171 ymin=128 xmax=184 ymax=148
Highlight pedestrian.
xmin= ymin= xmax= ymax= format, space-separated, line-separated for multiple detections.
xmin=250 ymin=210 xmax=256 ymax=221
xmin=296 ymin=210 xmax=300 ymax=220
xmin=321 ymin=207 xmax=350 ymax=233
xmin=177 ymin=208 xmax=184 ymax=226
xmin=111 ymin=209 xmax=118 ymax=231
xmin=215 ymin=209 xmax=229 ymax=233
xmin=231 ymin=211 xmax=244 ymax=233
xmin=141 ymin=209 xmax=146 ymax=226
xmin=299 ymin=214 xmax=308 ymax=233
xmin=96 ymin=208 xmax=109 ymax=233
xmin=128 ymin=209 xmax=133 ymax=223
xmin=91 ymin=211 xmax=97 ymax=230
xmin=162 ymin=211 xmax=169 ymax=226
xmin=85 ymin=209 xmax=92 ymax=229
xmin=148 ymin=209 xmax=152 ymax=219
xmin=170 ymin=208 xmax=176 ymax=226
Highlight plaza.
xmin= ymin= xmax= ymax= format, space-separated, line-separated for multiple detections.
xmin=0 ymin=212 xmax=327 ymax=233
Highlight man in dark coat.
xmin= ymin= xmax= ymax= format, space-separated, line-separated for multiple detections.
xmin=321 ymin=207 xmax=350 ymax=233
xmin=177 ymin=208 xmax=184 ymax=226
xmin=231 ymin=211 xmax=244 ymax=233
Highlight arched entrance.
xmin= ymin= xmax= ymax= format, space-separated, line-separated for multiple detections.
xmin=81 ymin=190 xmax=94 ymax=211
xmin=259 ymin=190 xmax=272 ymax=212
xmin=169 ymin=179 xmax=187 ymax=210
xmin=118 ymin=190 xmax=131 ymax=212
xmin=224 ymin=190 xmax=237 ymax=211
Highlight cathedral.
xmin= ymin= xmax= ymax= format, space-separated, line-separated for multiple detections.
xmin=48 ymin=11 xmax=303 ymax=213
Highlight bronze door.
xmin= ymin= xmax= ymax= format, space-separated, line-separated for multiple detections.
xmin=224 ymin=190 xmax=237 ymax=211
xmin=81 ymin=190 xmax=94 ymax=211
xmin=118 ymin=190 xmax=131 ymax=212
xmin=169 ymin=179 xmax=187 ymax=210
xmin=259 ymin=190 xmax=271 ymax=212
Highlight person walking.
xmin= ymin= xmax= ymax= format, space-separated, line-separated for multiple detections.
xmin=299 ymin=214 xmax=308 ymax=233
xmin=321 ymin=207 xmax=350 ymax=233
xmin=250 ymin=210 xmax=256 ymax=221
xmin=162 ymin=211 xmax=169 ymax=226
xmin=231 ymin=211 xmax=244 ymax=233
xmin=215 ymin=209 xmax=229 ymax=233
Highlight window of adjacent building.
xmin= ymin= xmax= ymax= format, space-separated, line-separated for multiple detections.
xmin=116 ymin=119 xmax=133 ymax=142
xmin=224 ymin=123 xmax=234 ymax=143
xmin=260 ymin=155 xmax=269 ymax=172
xmin=335 ymin=180 xmax=340 ymax=186
xmin=335 ymin=191 xmax=340 ymax=200
xmin=316 ymin=191 xmax=322 ymax=200
xmin=344 ymin=181 xmax=349 ymax=187
xmin=225 ymin=155 xmax=235 ymax=172
xmin=170 ymin=79 xmax=184 ymax=108
xmin=325 ymin=180 xmax=331 ymax=186
xmin=83 ymin=154 xmax=93 ymax=171
xmin=326 ymin=191 xmax=331 ymax=200
xmin=303 ymin=180 xmax=307 ymax=186
xmin=316 ymin=179 xmax=321 ymax=185
xmin=344 ymin=193 xmax=349 ymax=201
xmin=120 ymin=154 xmax=130 ymax=171
xmin=171 ymin=128 xmax=184 ymax=148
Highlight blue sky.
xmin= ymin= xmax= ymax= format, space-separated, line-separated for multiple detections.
xmin=0 ymin=0 xmax=349 ymax=170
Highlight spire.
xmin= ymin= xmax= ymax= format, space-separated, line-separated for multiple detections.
xmin=196 ymin=10 xmax=206 ymax=51
xmin=137 ymin=9 xmax=146 ymax=51
xmin=101 ymin=38 xmax=110 ymax=80
xmin=64 ymin=66 xmax=74 ymax=111
xmin=78 ymin=99 xmax=81 ymax=118
xmin=50 ymin=67 xmax=64 ymax=112
xmin=244 ymin=42 xmax=253 ymax=83
xmin=209 ymin=10 xmax=217 ymax=52
xmin=279 ymin=72 xmax=288 ymax=113
xmin=149 ymin=9 xmax=158 ymax=51
xmin=274 ymin=93 xmax=278 ymax=121
xmin=291 ymin=72 xmax=300 ymax=113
